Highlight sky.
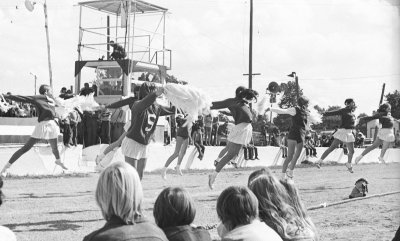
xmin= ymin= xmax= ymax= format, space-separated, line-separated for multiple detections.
xmin=0 ymin=0 xmax=399 ymax=117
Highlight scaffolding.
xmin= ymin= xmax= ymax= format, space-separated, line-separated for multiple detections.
xmin=74 ymin=0 xmax=171 ymax=104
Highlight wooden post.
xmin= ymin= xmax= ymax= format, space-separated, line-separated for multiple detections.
xmin=43 ymin=0 xmax=53 ymax=88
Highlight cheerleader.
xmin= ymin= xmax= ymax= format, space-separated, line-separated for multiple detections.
xmin=161 ymin=114 xmax=190 ymax=179
xmin=120 ymin=82 xmax=174 ymax=180
xmin=208 ymin=87 xmax=258 ymax=189
xmin=355 ymin=103 xmax=394 ymax=164
xmin=0 ymin=85 xmax=67 ymax=177
xmin=267 ymin=96 xmax=311 ymax=182
xmin=94 ymin=97 xmax=136 ymax=170
xmin=315 ymin=98 xmax=357 ymax=173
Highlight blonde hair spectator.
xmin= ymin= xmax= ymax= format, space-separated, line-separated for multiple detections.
xmin=96 ymin=161 xmax=143 ymax=224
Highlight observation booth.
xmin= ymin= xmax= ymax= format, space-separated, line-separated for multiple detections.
xmin=74 ymin=0 xmax=171 ymax=105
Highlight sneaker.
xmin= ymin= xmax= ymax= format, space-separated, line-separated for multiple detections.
xmin=95 ymin=164 xmax=105 ymax=172
xmin=55 ymin=160 xmax=68 ymax=170
xmin=175 ymin=166 xmax=183 ymax=176
xmin=315 ymin=160 xmax=322 ymax=169
xmin=161 ymin=167 xmax=167 ymax=180
xmin=378 ymin=157 xmax=386 ymax=164
xmin=355 ymin=155 xmax=363 ymax=165
xmin=286 ymin=170 xmax=294 ymax=184
xmin=208 ymin=173 xmax=217 ymax=190
xmin=1 ymin=163 xmax=11 ymax=178
xmin=345 ymin=163 xmax=353 ymax=173
xmin=214 ymin=160 xmax=218 ymax=167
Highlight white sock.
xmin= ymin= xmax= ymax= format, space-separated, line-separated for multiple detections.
xmin=98 ymin=153 xmax=105 ymax=159
xmin=1 ymin=163 xmax=11 ymax=172
xmin=216 ymin=157 xmax=221 ymax=162
xmin=176 ymin=164 xmax=180 ymax=169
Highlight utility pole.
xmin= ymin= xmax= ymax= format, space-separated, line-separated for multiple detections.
xmin=30 ymin=72 xmax=37 ymax=95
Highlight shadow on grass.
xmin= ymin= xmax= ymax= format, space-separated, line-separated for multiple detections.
xmin=18 ymin=191 xmax=92 ymax=199
xmin=49 ymin=210 xmax=98 ymax=215
xmin=300 ymin=185 xmax=351 ymax=193
xmin=5 ymin=218 xmax=102 ymax=232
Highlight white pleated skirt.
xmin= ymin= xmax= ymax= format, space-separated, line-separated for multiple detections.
xmin=333 ymin=128 xmax=355 ymax=143
xmin=31 ymin=120 xmax=60 ymax=140
xmin=121 ymin=137 xmax=148 ymax=159
xmin=227 ymin=123 xmax=253 ymax=145
xmin=377 ymin=128 xmax=395 ymax=142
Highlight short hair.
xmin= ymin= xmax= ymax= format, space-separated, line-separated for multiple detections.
xmin=153 ymin=187 xmax=196 ymax=229
xmin=0 ymin=176 xmax=4 ymax=206
xmin=238 ymin=89 xmax=258 ymax=103
xmin=95 ymin=162 xmax=143 ymax=224
xmin=216 ymin=186 xmax=258 ymax=230
xmin=344 ymin=98 xmax=354 ymax=105
xmin=39 ymin=84 xmax=51 ymax=95
xmin=297 ymin=96 xmax=309 ymax=108
xmin=378 ymin=103 xmax=391 ymax=114
xmin=235 ymin=86 xmax=246 ymax=97
xmin=138 ymin=82 xmax=157 ymax=100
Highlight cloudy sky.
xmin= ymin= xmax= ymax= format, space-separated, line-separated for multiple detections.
xmin=0 ymin=0 xmax=399 ymax=116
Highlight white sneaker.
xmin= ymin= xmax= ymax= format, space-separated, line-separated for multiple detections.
xmin=208 ymin=173 xmax=217 ymax=190
xmin=95 ymin=153 xmax=105 ymax=165
xmin=1 ymin=163 xmax=11 ymax=178
xmin=378 ymin=157 xmax=386 ymax=164
xmin=161 ymin=167 xmax=167 ymax=180
xmin=55 ymin=160 xmax=68 ymax=170
xmin=281 ymin=172 xmax=287 ymax=180
xmin=175 ymin=166 xmax=183 ymax=176
xmin=315 ymin=160 xmax=322 ymax=169
xmin=355 ymin=155 xmax=363 ymax=165
xmin=345 ymin=163 xmax=353 ymax=173
xmin=95 ymin=163 xmax=105 ymax=172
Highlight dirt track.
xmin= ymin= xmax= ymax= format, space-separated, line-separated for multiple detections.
xmin=1 ymin=163 xmax=399 ymax=241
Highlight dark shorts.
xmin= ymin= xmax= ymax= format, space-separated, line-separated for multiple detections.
xmin=287 ymin=129 xmax=305 ymax=144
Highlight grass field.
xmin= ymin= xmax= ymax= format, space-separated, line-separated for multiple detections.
xmin=1 ymin=163 xmax=399 ymax=241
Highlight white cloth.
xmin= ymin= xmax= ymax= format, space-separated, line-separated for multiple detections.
xmin=377 ymin=128 xmax=395 ymax=142
xmin=0 ymin=226 xmax=17 ymax=241
xmin=221 ymin=219 xmax=282 ymax=241
xmin=333 ymin=128 xmax=355 ymax=143
xmin=31 ymin=120 xmax=60 ymax=139
xmin=270 ymin=107 xmax=296 ymax=116
xmin=121 ymin=137 xmax=148 ymax=159
xmin=227 ymin=123 xmax=253 ymax=145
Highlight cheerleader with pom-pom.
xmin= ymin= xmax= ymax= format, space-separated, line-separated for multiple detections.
xmin=315 ymin=98 xmax=357 ymax=173
xmin=355 ymin=103 xmax=395 ymax=164
xmin=1 ymin=85 xmax=68 ymax=177
xmin=266 ymin=96 xmax=312 ymax=183
xmin=120 ymin=82 xmax=174 ymax=180
xmin=208 ymin=87 xmax=258 ymax=189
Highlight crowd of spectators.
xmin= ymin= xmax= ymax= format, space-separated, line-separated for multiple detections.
xmin=81 ymin=161 xmax=318 ymax=241
xmin=0 ymin=92 xmax=37 ymax=118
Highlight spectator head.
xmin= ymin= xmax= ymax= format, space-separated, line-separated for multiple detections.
xmin=95 ymin=162 xmax=143 ymax=224
xmin=84 ymin=83 xmax=90 ymax=89
xmin=60 ymin=87 xmax=67 ymax=93
xmin=235 ymin=86 xmax=246 ymax=98
xmin=66 ymin=89 xmax=72 ymax=94
xmin=138 ymin=82 xmax=156 ymax=100
xmin=0 ymin=176 xmax=4 ymax=206
xmin=378 ymin=103 xmax=391 ymax=114
xmin=297 ymin=96 xmax=309 ymax=109
xmin=39 ymin=84 xmax=52 ymax=96
xmin=216 ymin=186 xmax=259 ymax=231
xmin=248 ymin=169 xmax=295 ymax=239
xmin=153 ymin=187 xmax=196 ymax=229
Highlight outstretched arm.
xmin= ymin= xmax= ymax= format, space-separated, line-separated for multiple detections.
xmin=269 ymin=107 xmax=296 ymax=116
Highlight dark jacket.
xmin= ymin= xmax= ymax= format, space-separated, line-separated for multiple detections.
xmin=83 ymin=216 xmax=168 ymax=241
xmin=163 ymin=225 xmax=212 ymax=241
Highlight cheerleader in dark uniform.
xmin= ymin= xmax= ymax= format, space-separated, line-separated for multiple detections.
xmin=355 ymin=103 xmax=394 ymax=164
xmin=268 ymin=96 xmax=310 ymax=183
xmin=120 ymin=82 xmax=174 ymax=180
xmin=1 ymin=85 xmax=67 ymax=177
xmin=208 ymin=87 xmax=258 ymax=189
xmin=316 ymin=98 xmax=357 ymax=173
xmin=161 ymin=114 xmax=190 ymax=179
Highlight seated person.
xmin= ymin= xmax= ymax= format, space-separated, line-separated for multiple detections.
xmin=110 ymin=41 xmax=127 ymax=60
xmin=153 ymin=187 xmax=212 ymax=241
xmin=216 ymin=186 xmax=282 ymax=241
xmin=79 ymin=83 xmax=94 ymax=96
xmin=83 ymin=162 xmax=168 ymax=241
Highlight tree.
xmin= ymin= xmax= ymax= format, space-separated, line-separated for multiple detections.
xmin=272 ymin=81 xmax=303 ymax=131
xmin=385 ymin=90 xmax=400 ymax=119
xmin=356 ymin=113 xmax=368 ymax=135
